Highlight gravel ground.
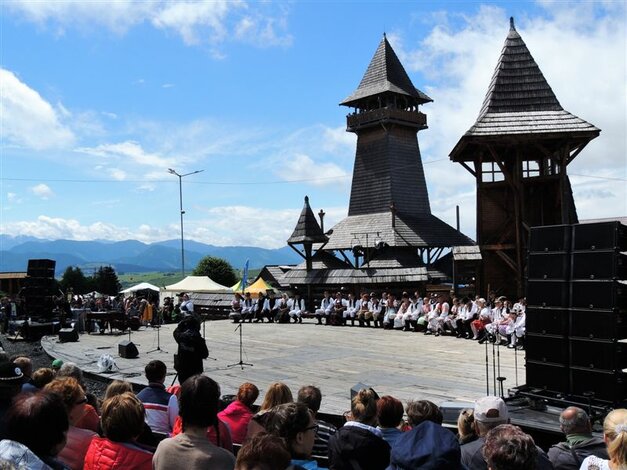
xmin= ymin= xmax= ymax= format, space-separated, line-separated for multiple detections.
xmin=0 ymin=333 xmax=109 ymax=398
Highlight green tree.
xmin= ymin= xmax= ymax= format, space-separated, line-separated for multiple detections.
xmin=59 ymin=266 xmax=90 ymax=294
xmin=91 ymin=266 xmax=121 ymax=296
xmin=192 ymin=256 xmax=238 ymax=287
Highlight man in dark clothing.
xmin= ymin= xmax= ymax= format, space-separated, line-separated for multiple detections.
xmin=548 ymin=406 xmax=609 ymax=470
xmin=389 ymin=420 xmax=462 ymax=469
xmin=173 ymin=316 xmax=208 ymax=385
xmin=0 ymin=360 xmax=24 ymax=439
xmin=296 ymin=385 xmax=336 ymax=457
xmin=461 ymin=396 xmax=553 ymax=470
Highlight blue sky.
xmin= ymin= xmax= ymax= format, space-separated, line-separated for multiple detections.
xmin=1 ymin=1 xmax=625 ymax=249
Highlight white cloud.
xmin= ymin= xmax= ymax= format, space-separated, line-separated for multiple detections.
xmin=5 ymin=0 xmax=292 ymax=52
xmin=161 ymin=83 xmax=175 ymax=89
xmin=76 ymin=141 xmax=176 ymax=171
xmin=7 ymin=192 xmax=19 ymax=203
xmin=277 ymin=153 xmax=347 ymax=187
xmin=107 ymin=168 xmax=127 ymax=181
xmin=0 ymin=68 xmax=75 ymax=150
xmin=30 ymin=184 xmax=54 ymax=200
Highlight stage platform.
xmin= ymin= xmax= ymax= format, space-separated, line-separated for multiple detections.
xmin=41 ymin=319 xmax=525 ymax=415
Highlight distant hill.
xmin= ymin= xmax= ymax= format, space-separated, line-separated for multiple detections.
xmin=0 ymin=237 xmax=301 ymax=275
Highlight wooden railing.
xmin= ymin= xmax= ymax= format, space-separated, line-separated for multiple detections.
xmin=347 ymin=108 xmax=427 ymax=129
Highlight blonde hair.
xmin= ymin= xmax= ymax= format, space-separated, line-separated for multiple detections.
xmin=104 ymin=380 xmax=133 ymax=401
xmin=351 ymin=388 xmax=379 ymax=425
xmin=604 ymin=408 xmax=627 ymax=465
xmin=458 ymin=408 xmax=476 ymax=439
xmin=260 ymin=382 xmax=293 ymax=412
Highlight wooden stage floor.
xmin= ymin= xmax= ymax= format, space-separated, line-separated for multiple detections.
xmin=42 ymin=319 xmax=525 ymax=415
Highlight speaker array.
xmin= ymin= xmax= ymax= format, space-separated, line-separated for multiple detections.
xmin=526 ymin=221 xmax=627 ymax=404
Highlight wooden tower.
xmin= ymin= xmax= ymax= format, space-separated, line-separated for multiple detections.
xmin=449 ymin=18 xmax=600 ymax=297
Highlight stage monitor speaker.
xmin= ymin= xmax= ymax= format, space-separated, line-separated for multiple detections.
xmin=526 ymin=360 xmax=569 ymax=394
xmin=570 ymin=309 xmax=627 ymax=341
xmin=570 ymin=338 xmax=626 ymax=372
xmin=526 ymin=307 xmax=568 ymax=336
xmin=529 ymin=224 xmax=571 ymax=253
xmin=118 ymin=340 xmax=139 ymax=359
xmin=526 ymin=280 xmax=569 ymax=308
xmin=525 ymin=334 xmax=569 ymax=365
xmin=570 ymin=280 xmax=627 ymax=310
xmin=570 ymin=368 xmax=626 ymax=404
xmin=571 ymin=251 xmax=627 ymax=280
xmin=572 ymin=221 xmax=627 ymax=252
xmin=527 ymin=252 xmax=570 ymax=280
xmin=58 ymin=328 xmax=79 ymax=343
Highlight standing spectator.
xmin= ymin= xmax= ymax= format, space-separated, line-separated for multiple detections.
xmin=45 ymin=377 xmax=97 ymax=470
xmin=579 ymin=408 xmax=627 ymax=470
xmin=482 ymin=424 xmax=537 ymax=470
xmin=548 ymin=406 xmax=608 ymax=469
xmin=136 ymin=360 xmax=178 ymax=436
xmin=153 ymin=375 xmax=235 ymax=470
xmin=218 ymin=382 xmax=259 ymax=444
xmin=84 ymin=392 xmax=153 ymax=470
xmin=0 ymin=391 xmax=70 ymax=469
xmin=173 ymin=315 xmax=208 ymax=385
xmin=376 ymin=395 xmax=405 ymax=449
xmin=328 ymin=388 xmax=390 ymax=470
xmin=297 ymin=385 xmax=337 ymax=457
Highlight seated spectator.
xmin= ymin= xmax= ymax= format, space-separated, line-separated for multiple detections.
xmin=56 ymin=362 xmax=99 ymax=432
xmin=13 ymin=356 xmax=36 ymax=393
xmin=84 ymin=392 xmax=153 ymax=470
xmin=289 ymin=292 xmax=306 ymax=324
xmin=136 ymin=360 xmax=178 ymax=436
xmin=328 ymin=388 xmax=390 ymax=470
xmin=344 ymin=292 xmax=359 ymax=327
xmin=51 ymin=359 xmax=64 ymax=373
xmin=45 ymin=377 xmax=97 ymax=470
xmin=241 ymin=292 xmax=256 ymax=322
xmin=482 ymin=424 xmax=537 ymax=470
xmin=259 ymin=290 xmax=278 ymax=323
xmin=0 ymin=361 xmax=24 ymax=439
xmin=297 ymin=385 xmax=337 ymax=457
xmin=548 ymin=406 xmax=609 ymax=470
xmin=253 ymin=292 xmax=266 ymax=322
xmin=369 ymin=293 xmax=383 ymax=328
xmin=461 ymin=396 xmax=552 ymax=470
xmin=32 ymin=367 xmax=56 ymax=389
xmin=0 ymin=390 xmax=69 ymax=469
xmin=389 ymin=420 xmax=462 ymax=469
xmin=329 ymin=292 xmax=347 ymax=326
xmin=247 ymin=382 xmax=293 ymax=439
xmin=229 ymin=293 xmax=244 ymax=323
xmin=405 ymin=399 xmax=443 ymax=427
xmin=579 ymin=408 xmax=627 ymax=470
xmin=376 ymin=395 xmax=405 ymax=448
xmin=357 ymin=293 xmax=371 ymax=327
xmin=154 ymin=375 xmax=235 ymax=470
xmin=235 ymin=432 xmax=291 ymax=470
xmin=457 ymin=408 xmax=478 ymax=445
xmin=507 ymin=304 xmax=526 ymax=349
xmin=104 ymin=379 xmax=133 ymax=400
xmin=314 ymin=291 xmax=333 ymax=326
xmin=218 ymin=382 xmax=260 ymax=444
xmin=265 ymin=402 xmax=322 ymax=469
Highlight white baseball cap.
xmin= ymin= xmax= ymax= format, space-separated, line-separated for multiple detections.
xmin=474 ymin=396 xmax=509 ymax=423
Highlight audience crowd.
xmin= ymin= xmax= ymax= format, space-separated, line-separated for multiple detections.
xmin=0 ymin=347 xmax=624 ymax=470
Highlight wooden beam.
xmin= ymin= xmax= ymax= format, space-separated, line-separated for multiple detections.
xmin=460 ymin=162 xmax=476 ymax=177
xmin=482 ymin=244 xmax=516 ymax=251
xmin=567 ymin=142 xmax=589 ymax=165
xmin=494 ymin=250 xmax=518 ymax=272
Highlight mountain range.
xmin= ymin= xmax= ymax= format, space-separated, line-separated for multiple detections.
xmin=0 ymin=235 xmax=302 ymax=275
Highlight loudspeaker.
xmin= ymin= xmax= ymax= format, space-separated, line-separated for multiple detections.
xmin=570 ymin=309 xmax=627 ymax=341
xmin=118 ymin=340 xmax=139 ymax=359
xmin=570 ymin=280 xmax=627 ymax=310
xmin=572 ymin=221 xmax=627 ymax=252
xmin=27 ymin=259 xmax=56 ymax=278
xmin=570 ymin=368 xmax=626 ymax=404
xmin=570 ymin=338 xmax=626 ymax=372
xmin=526 ymin=307 xmax=568 ymax=336
xmin=529 ymin=224 xmax=571 ymax=253
xmin=526 ymin=360 xmax=569 ymax=393
xmin=58 ymin=328 xmax=78 ymax=343
xmin=526 ymin=280 xmax=569 ymax=308
xmin=527 ymin=252 xmax=570 ymax=280
xmin=525 ymin=334 xmax=569 ymax=365
xmin=571 ymin=251 xmax=627 ymax=280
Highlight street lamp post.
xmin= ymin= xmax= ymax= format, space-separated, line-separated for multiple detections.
xmin=168 ymin=168 xmax=204 ymax=277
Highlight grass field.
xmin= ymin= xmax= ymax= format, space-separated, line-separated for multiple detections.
xmin=118 ymin=269 xmax=261 ymax=289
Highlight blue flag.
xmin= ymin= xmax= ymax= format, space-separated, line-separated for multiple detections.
xmin=241 ymin=259 xmax=250 ymax=292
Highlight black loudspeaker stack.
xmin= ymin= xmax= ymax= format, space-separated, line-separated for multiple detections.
xmin=118 ymin=340 xmax=139 ymax=359
xmin=526 ymin=221 xmax=627 ymax=405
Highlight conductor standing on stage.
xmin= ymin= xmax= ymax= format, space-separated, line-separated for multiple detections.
xmin=173 ymin=314 xmax=208 ymax=384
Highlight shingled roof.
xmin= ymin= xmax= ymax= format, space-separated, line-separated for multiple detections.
xmin=287 ymin=196 xmax=329 ymax=245
xmin=450 ymin=18 xmax=599 ymax=159
xmin=340 ymin=34 xmax=432 ymax=107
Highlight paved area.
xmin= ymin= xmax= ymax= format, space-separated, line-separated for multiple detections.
xmin=41 ymin=319 xmax=525 ymax=415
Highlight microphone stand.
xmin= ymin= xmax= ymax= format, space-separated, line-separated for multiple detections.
xmin=227 ymin=323 xmax=253 ymax=370
xmin=147 ymin=324 xmax=167 ymax=354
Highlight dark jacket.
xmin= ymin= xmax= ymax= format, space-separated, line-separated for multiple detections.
xmin=173 ymin=317 xmax=208 ymax=384
xmin=327 ymin=424 xmax=390 ymax=470
xmin=547 ymin=436 xmax=609 ymax=470
xmin=461 ymin=436 xmax=554 ymax=470
xmin=389 ymin=421 xmax=463 ymax=470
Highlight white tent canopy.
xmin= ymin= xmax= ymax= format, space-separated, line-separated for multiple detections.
xmin=163 ymin=276 xmax=232 ymax=293
xmin=120 ymin=282 xmax=160 ymax=294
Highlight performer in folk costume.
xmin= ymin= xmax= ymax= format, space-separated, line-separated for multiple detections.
xmin=173 ymin=315 xmax=208 ymax=385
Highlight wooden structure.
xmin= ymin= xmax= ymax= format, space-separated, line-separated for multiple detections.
xmin=280 ymin=35 xmax=475 ymax=296
xmin=449 ymin=18 xmax=600 ymax=298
